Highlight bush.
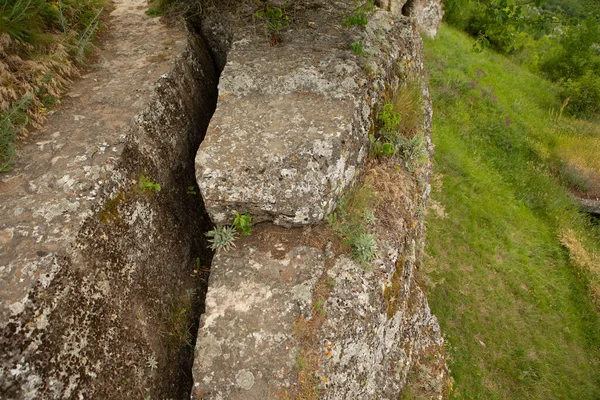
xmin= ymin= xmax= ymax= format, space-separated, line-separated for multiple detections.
xmin=561 ymin=71 xmax=600 ymax=120
xmin=539 ymin=17 xmax=600 ymax=82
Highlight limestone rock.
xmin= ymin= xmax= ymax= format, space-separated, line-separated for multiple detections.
xmin=192 ymin=2 xmax=448 ymax=398
xmin=196 ymin=4 xmax=426 ymax=227
xmin=576 ymin=197 xmax=600 ymax=216
xmin=0 ymin=4 xmax=218 ymax=398
xmin=196 ymin=37 xmax=368 ymax=227
xmin=385 ymin=0 xmax=444 ymax=37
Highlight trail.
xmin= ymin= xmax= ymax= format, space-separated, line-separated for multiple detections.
xmin=0 ymin=0 xmax=184 ymax=321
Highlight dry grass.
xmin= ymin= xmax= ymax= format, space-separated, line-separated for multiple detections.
xmin=0 ymin=33 xmax=76 ymax=127
xmin=364 ymin=160 xmax=416 ymax=241
xmin=391 ymin=81 xmax=425 ymax=138
xmin=559 ymin=228 xmax=600 ymax=306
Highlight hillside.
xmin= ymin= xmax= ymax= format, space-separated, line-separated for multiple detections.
xmin=423 ymin=24 xmax=600 ymax=399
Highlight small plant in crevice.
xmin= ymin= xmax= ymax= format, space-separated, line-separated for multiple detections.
xmin=378 ymin=103 xmax=402 ymax=132
xmin=370 ymin=134 xmax=396 ymax=157
xmin=233 ymin=211 xmax=253 ymax=236
xmin=351 ymin=41 xmax=365 ymax=56
xmin=327 ymin=185 xmax=379 ymax=265
xmin=342 ymin=1 xmax=376 ymax=28
xmin=351 ymin=232 xmax=378 ymax=264
xmin=146 ymin=355 xmax=158 ymax=371
xmin=162 ymin=288 xmax=197 ymax=349
xmin=253 ymin=2 xmax=290 ymax=45
xmin=205 ymin=224 xmax=238 ymax=251
xmin=314 ymin=300 xmax=327 ymax=316
xmin=139 ymin=174 xmax=161 ymax=193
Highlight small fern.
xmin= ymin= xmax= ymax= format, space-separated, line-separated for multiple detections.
xmin=205 ymin=225 xmax=237 ymax=251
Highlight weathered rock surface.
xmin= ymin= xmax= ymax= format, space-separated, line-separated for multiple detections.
xmin=0 ymin=1 xmax=217 ymax=398
xmin=196 ymin=15 xmax=369 ymax=226
xmin=384 ymin=0 xmax=444 ymax=37
xmin=576 ymin=197 xmax=600 ymax=216
xmin=192 ymin=1 xmax=448 ymax=398
xmin=196 ymin=0 xmax=441 ymax=227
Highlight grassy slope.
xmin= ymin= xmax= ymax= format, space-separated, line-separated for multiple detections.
xmin=423 ymin=25 xmax=600 ymax=399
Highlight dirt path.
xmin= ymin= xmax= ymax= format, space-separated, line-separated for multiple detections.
xmin=0 ymin=0 xmax=185 ymax=327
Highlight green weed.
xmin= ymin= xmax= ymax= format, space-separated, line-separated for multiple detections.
xmin=327 ymin=185 xmax=379 ymax=265
xmin=342 ymin=1 xmax=375 ymax=27
xmin=314 ymin=301 xmax=327 ymax=315
xmin=139 ymin=174 xmax=161 ymax=193
xmin=162 ymin=288 xmax=197 ymax=349
xmin=370 ymin=84 xmax=426 ymax=170
xmin=233 ymin=211 xmax=252 ymax=236
xmin=378 ymin=103 xmax=402 ymax=132
xmin=350 ymin=41 xmax=365 ymax=56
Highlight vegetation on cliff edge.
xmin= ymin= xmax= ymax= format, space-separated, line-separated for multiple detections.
xmin=422 ymin=24 xmax=600 ymax=399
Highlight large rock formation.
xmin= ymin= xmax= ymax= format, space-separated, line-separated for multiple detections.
xmin=0 ymin=1 xmax=218 ymax=398
xmin=1 ymin=0 xmax=447 ymax=398
xmin=192 ymin=1 xmax=448 ymax=399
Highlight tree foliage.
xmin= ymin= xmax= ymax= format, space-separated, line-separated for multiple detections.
xmin=443 ymin=0 xmax=600 ymax=119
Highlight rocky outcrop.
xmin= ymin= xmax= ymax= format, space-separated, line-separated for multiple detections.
xmin=195 ymin=23 xmax=368 ymax=227
xmin=383 ymin=0 xmax=444 ymax=37
xmin=0 ymin=1 xmax=218 ymax=398
xmin=196 ymin=0 xmax=441 ymax=227
xmin=192 ymin=1 xmax=448 ymax=399
xmin=1 ymin=0 xmax=447 ymax=398
xmin=576 ymin=197 xmax=600 ymax=217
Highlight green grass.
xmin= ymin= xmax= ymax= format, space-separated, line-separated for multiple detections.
xmin=423 ymin=24 xmax=600 ymax=399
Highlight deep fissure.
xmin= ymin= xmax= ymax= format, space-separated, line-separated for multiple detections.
xmin=401 ymin=0 xmax=415 ymax=16
xmin=157 ymin=21 xmax=225 ymax=400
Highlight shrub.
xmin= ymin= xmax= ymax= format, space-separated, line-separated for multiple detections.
xmin=561 ymin=71 xmax=600 ymax=120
